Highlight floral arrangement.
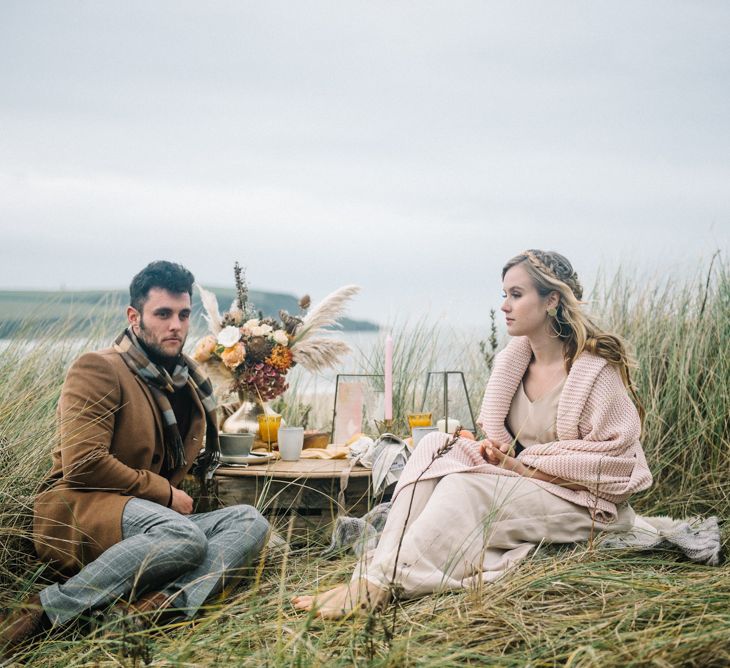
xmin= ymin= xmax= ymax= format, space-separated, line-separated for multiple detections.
xmin=193 ymin=262 xmax=359 ymax=403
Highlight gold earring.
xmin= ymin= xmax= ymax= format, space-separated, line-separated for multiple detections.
xmin=547 ymin=307 xmax=557 ymax=317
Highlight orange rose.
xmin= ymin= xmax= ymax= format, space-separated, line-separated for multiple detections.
xmin=192 ymin=335 xmax=217 ymax=363
xmin=221 ymin=342 xmax=246 ymax=369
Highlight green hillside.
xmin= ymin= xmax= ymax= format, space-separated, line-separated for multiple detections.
xmin=0 ymin=288 xmax=378 ymax=337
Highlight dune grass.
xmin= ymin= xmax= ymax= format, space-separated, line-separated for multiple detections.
xmin=0 ymin=261 xmax=728 ymax=666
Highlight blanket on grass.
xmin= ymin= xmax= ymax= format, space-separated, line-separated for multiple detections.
xmin=323 ymin=503 xmax=721 ymax=566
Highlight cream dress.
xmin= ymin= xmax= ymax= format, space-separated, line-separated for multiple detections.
xmin=352 ymin=380 xmax=634 ymax=597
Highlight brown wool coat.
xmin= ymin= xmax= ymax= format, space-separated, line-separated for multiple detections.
xmin=33 ymin=348 xmax=206 ymax=575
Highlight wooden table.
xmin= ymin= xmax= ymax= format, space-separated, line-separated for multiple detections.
xmin=209 ymin=458 xmax=379 ymax=536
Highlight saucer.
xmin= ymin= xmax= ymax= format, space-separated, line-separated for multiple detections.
xmin=219 ymin=452 xmax=274 ymax=466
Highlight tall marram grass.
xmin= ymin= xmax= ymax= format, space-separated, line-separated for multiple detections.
xmin=595 ymin=257 xmax=730 ymax=519
xmin=0 ymin=261 xmax=728 ymax=667
xmin=0 ymin=311 xmax=122 ymax=596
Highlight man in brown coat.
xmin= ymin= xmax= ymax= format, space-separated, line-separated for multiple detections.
xmin=1 ymin=261 xmax=269 ymax=656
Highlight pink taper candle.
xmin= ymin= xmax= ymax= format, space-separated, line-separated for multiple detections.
xmin=384 ymin=334 xmax=393 ymax=420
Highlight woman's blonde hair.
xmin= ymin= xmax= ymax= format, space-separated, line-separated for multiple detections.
xmin=502 ymin=249 xmax=645 ymax=424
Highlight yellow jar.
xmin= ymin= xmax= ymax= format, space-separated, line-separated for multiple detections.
xmin=258 ymin=414 xmax=282 ymax=447
xmin=407 ymin=412 xmax=433 ymax=429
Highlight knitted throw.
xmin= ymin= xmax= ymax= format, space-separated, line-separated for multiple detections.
xmin=394 ymin=336 xmax=653 ymax=522
xmin=325 ymin=504 xmax=720 ymax=566
xmin=113 ymin=328 xmax=220 ymax=477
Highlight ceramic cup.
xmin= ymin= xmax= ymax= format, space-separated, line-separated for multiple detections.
xmin=277 ymin=426 xmax=305 ymax=461
xmin=219 ymin=432 xmax=255 ymax=458
xmin=412 ymin=426 xmax=438 ymax=447
xmin=436 ymin=418 xmax=461 ymax=435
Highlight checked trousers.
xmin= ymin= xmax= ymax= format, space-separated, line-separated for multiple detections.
xmin=40 ymin=499 xmax=269 ymax=626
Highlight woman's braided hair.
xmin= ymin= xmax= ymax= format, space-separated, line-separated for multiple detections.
xmin=502 ymin=249 xmax=645 ymax=426
xmin=522 ymin=250 xmax=583 ymax=300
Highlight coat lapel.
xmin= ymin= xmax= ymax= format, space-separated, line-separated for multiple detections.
xmin=168 ymin=382 xmax=206 ymax=485
xmin=185 ymin=382 xmax=206 ymax=457
xmin=132 ymin=374 xmax=165 ymax=447
xmin=132 ymin=373 xmax=206 ymax=483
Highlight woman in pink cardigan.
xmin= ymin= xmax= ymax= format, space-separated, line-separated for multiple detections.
xmin=293 ymin=249 xmax=652 ymax=618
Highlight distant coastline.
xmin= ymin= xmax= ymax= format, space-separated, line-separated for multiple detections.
xmin=0 ymin=288 xmax=379 ymax=337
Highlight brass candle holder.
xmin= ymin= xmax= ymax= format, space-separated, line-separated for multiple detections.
xmin=374 ymin=418 xmax=395 ymax=435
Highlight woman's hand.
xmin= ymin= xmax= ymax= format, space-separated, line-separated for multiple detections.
xmin=482 ymin=444 xmax=588 ymax=489
xmin=479 ymin=439 xmax=518 ymax=467
xmin=480 ymin=439 xmax=589 ymax=489
xmin=485 ymin=444 xmax=525 ymax=473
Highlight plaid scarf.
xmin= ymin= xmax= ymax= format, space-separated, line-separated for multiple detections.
xmin=114 ymin=328 xmax=219 ymax=478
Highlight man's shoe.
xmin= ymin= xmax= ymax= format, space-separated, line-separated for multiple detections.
xmin=113 ymin=591 xmax=177 ymax=626
xmin=0 ymin=593 xmax=51 ymax=659
xmin=130 ymin=591 xmax=173 ymax=620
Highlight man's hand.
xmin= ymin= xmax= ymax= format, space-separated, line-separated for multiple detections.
xmin=170 ymin=486 xmax=194 ymax=515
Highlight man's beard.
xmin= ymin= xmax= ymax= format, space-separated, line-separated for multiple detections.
xmin=137 ymin=320 xmax=185 ymax=367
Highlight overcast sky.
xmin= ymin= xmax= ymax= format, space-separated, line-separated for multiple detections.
xmin=1 ymin=1 xmax=728 ymax=327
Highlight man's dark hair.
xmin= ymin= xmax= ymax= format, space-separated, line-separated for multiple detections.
xmin=129 ymin=261 xmax=195 ymax=312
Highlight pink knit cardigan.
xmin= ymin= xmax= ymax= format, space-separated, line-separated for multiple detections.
xmin=394 ymin=336 xmax=653 ymax=522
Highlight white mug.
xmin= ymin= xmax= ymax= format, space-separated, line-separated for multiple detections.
xmin=436 ymin=418 xmax=461 ymax=434
xmin=412 ymin=426 xmax=438 ymax=447
xmin=278 ymin=426 xmax=304 ymax=461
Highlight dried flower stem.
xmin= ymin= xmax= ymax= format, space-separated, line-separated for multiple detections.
xmin=478 ymin=309 xmax=499 ymax=370
xmin=388 ymin=427 xmax=463 ymax=635
xmin=234 ymin=261 xmax=248 ymax=313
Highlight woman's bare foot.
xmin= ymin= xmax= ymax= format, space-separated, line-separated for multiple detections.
xmin=291 ymin=580 xmax=390 ymax=619
xmin=291 ymin=585 xmax=352 ymax=619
